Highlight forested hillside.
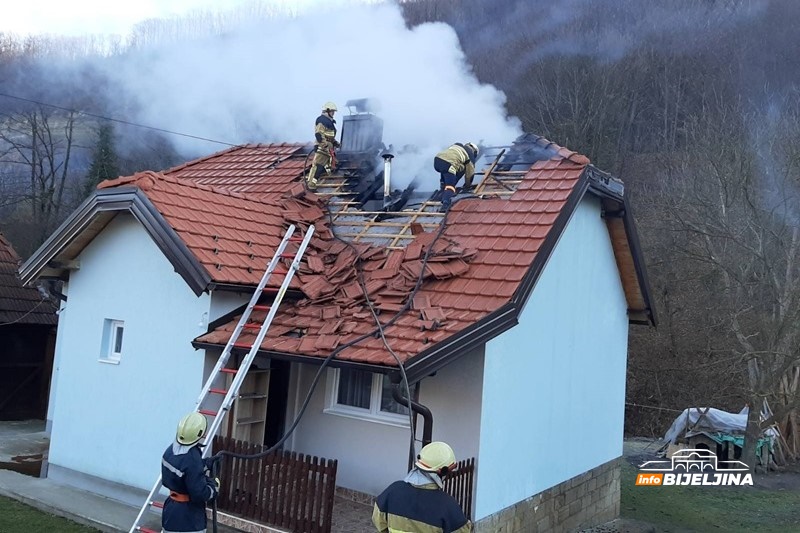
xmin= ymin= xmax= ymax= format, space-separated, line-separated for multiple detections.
xmin=1 ymin=0 xmax=798 ymax=455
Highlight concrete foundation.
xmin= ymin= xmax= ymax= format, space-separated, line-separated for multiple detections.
xmin=474 ymin=457 xmax=621 ymax=532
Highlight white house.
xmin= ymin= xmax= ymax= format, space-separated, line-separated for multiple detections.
xmin=21 ymin=132 xmax=654 ymax=532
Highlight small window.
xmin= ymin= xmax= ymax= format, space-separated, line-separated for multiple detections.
xmin=325 ymin=368 xmax=410 ymax=425
xmin=100 ymin=319 xmax=124 ymax=363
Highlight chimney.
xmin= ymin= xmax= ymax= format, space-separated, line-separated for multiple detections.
xmin=382 ymin=152 xmax=394 ymax=202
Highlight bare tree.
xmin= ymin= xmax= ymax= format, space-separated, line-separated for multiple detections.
xmin=0 ymin=105 xmax=83 ymax=250
xmin=640 ymin=94 xmax=800 ymax=469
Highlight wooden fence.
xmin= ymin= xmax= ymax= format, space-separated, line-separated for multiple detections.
xmin=213 ymin=436 xmax=338 ymax=533
xmin=443 ymin=457 xmax=475 ymax=519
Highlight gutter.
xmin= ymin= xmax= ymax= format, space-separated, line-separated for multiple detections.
xmin=191 ymin=341 xmax=394 ymax=374
xmin=400 ymin=302 xmax=518 ymax=384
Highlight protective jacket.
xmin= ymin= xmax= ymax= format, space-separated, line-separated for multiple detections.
xmin=435 ymin=144 xmax=476 ymax=186
xmin=372 ymin=469 xmax=472 ymax=533
xmin=161 ymin=442 xmax=218 ymax=533
xmin=314 ymin=113 xmax=339 ymax=150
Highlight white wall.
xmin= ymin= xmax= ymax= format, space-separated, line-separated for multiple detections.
xmin=209 ymin=289 xmax=250 ymax=322
xmin=475 ymin=197 xmax=629 ymax=519
xmin=48 ymin=214 xmax=211 ymax=490
xmin=417 ymin=346 xmax=484 ymax=469
xmin=287 ymin=347 xmax=483 ymax=496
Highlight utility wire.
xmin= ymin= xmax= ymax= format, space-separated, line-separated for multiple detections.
xmin=625 ymin=402 xmax=684 ymax=413
xmin=0 ymin=92 xmax=238 ymax=147
xmin=0 ymin=297 xmax=49 ymax=327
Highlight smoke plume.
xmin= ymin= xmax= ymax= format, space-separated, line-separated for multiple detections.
xmin=101 ymin=1 xmax=521 ymax=189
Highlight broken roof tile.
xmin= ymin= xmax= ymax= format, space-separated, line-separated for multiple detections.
xmin=314 ymin=335 xmax=341 ymax=351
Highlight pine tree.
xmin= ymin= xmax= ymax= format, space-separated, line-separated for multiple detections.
xmin=83 ymin=122 xmax=120 ymax=197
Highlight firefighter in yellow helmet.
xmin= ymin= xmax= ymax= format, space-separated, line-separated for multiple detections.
xmin=306 ymin=101 xmax=341 ymax=190
xmin=434 ymin=142 xmax=479 ymax=211
xmin=160 ymin=412 xmax=220 ymax=533
xmin=372 ymin=441 xmax=472 ymax=533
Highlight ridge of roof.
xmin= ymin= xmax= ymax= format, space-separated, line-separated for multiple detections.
xmin=518 ymin=133 xmax=591 ymax=166
xmin=98 ymin=170 xmax=282 ymax=206
xmin=163 ymin=142 xmax=306 ymax=175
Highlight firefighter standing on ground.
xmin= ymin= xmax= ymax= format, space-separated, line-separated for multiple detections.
xmin=160 ymin=412 xmax=220 ymax=533
xmin=306 ymin=101 xmax=341 ymax=190
xmin=372 ymin=441 xmax=472 ymax=533
xmin=434 ymin=142 xmax=479 ymax=211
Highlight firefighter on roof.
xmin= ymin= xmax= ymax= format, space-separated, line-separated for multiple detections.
xmin=306 ymin=101 xmax=341 ymax=190
xmin=160 ymin=412 xmax=220 ymax=533
xmin=372 ymin=441 xmax=472 ymax=533
xmin=433 ymin=142 xmax=479 ymax=211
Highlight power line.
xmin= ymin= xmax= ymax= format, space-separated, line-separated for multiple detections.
xmin=626 ymin=402 xmax=684 ymax=413
xmin=0 ymin=92 xmax=238 ymax=147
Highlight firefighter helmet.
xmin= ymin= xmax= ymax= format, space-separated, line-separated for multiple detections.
xmin=465 ymin=142 xmax=479 ymax=160
xmin=322 ymin=102 xmax=338 ymax=113
xmin=415 ymin=441 xmax=456 ymax=473
xmin=176 ymin=412 xmax=207 ymax=446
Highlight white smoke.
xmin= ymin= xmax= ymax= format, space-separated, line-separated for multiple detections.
xmin=102 ymin=1 xmax=521 ymax=189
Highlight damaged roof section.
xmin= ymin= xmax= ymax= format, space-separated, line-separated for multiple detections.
xmin=195 ymin=136 xmax=610 ymax=369
xmin=196 ymin=184 xmax=478 ymax=366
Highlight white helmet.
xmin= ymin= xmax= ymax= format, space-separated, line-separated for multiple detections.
xmin=415 ymin=442 xmax=456 ymax=474
xmin=322 ymin=102 xmax=338 ymax=112
xmin=464 ymin=142 xmax=479 ymax=159
xmin=175 ymin=412 xmax=207 ymax=446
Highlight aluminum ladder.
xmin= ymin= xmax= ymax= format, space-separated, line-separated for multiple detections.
xmin=129 ymin=223 xmax=315 ymax=533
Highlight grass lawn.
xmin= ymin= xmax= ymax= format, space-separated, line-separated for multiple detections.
xmin=0 ymin=496 xmax=99 ymax=533
xmin=620 ymin=461 xmax=800 ymax=532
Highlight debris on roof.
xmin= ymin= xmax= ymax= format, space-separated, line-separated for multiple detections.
xmin=192 ymin=133 xmax=607 ymax=366
xmin=197 ymin=187 xmax=478 ymax=364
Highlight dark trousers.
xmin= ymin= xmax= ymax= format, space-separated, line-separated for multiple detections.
xmin=434 ymin=157 xmax=460 ymax=208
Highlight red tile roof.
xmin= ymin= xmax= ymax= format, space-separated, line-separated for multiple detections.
xmin=165 ymin=143 xmax=307 ymax=201
xmin=97 ymin=171 xmax=297 ymax=287
xmin=192 ymin=150 xmax=587 ymax=367
xmin=77 ymin=134 xmax=647 ymax=372
xmin=0 ymin=234 xmax=58 ymax=326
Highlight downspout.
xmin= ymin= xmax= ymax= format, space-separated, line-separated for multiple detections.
xmin=392 ymin=385 xmax=433 ymax=470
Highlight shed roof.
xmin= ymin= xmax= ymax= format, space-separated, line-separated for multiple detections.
xmin=0 ymin=233 xmax=57 ymax=326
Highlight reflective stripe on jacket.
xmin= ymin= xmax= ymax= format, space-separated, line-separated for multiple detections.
xmin=435 ymin=144 xmax=475 ymax=185
xmin=372 ymin=479 xmax=471 ymax=533
xmin=161 ymin=443 xmax=217 ymax=533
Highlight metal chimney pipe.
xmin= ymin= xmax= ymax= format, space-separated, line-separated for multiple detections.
xmin=382 ymin=153 xmax=394 ymax=201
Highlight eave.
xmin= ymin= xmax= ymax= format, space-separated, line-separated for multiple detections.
xmin=19 ymin=187 xmax=212 ymax=295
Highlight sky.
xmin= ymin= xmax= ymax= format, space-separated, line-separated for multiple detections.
xmin=0 ymin=0 xmax=323 ymax=36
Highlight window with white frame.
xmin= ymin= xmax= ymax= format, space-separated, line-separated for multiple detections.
xmin=325 ymin=368 xmax=411 ymax=425
xmin=100 ymin=319 xmax=124 ymax=363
